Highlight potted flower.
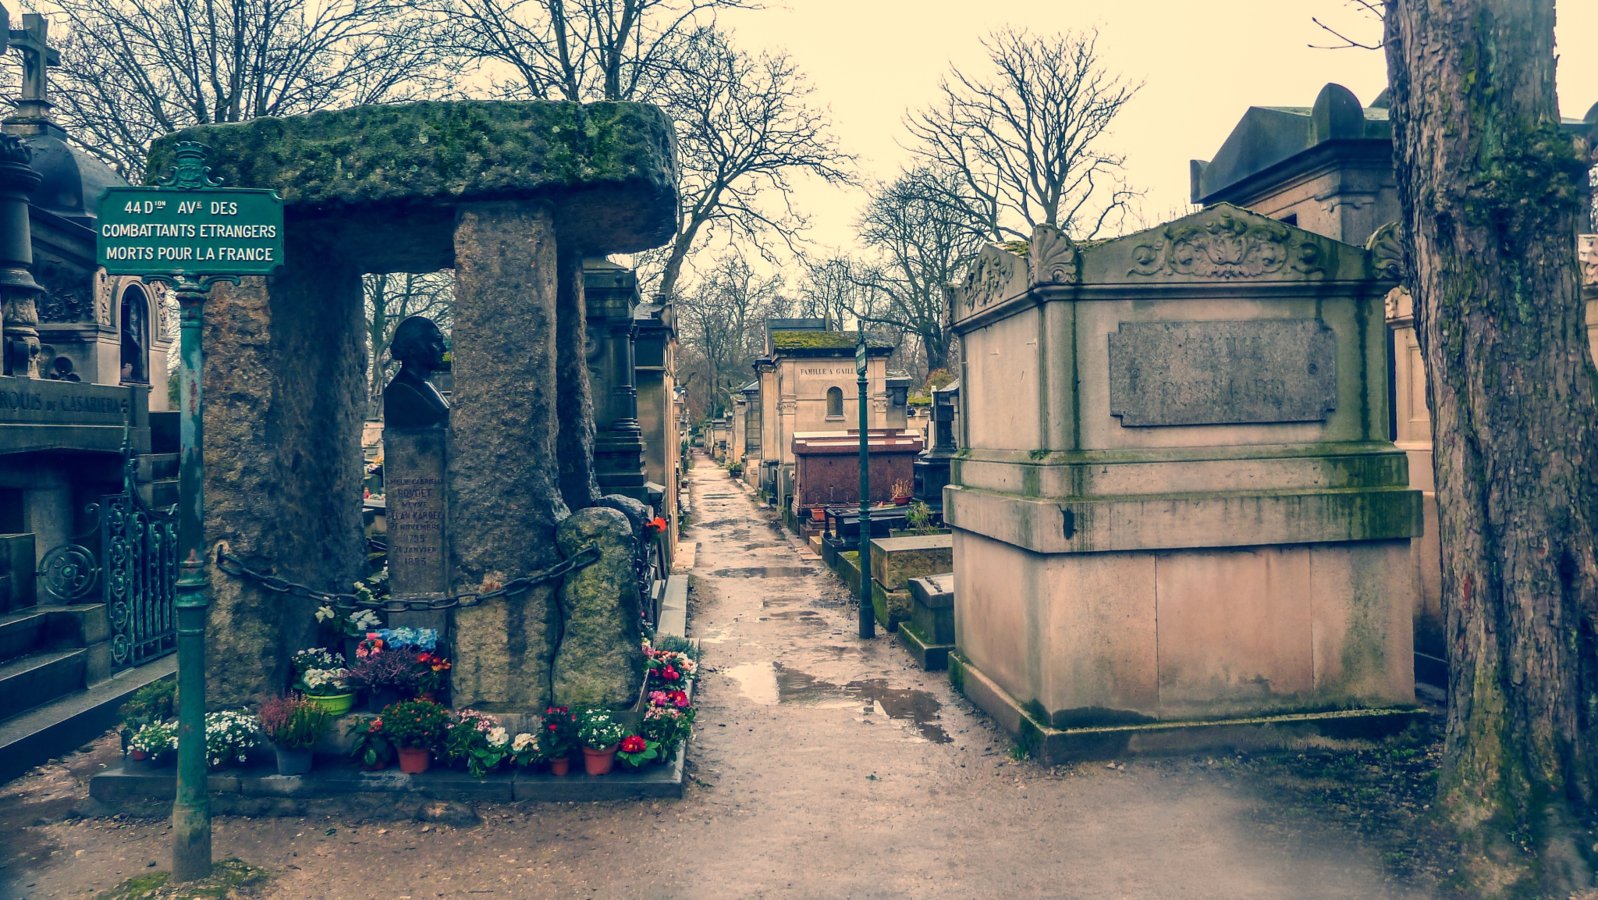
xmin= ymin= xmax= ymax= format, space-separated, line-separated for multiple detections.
xmin=291 ymin=647 xmax=354 ymax=716
xmin=347 ymin=715 xmax=394 ymax=771
xmin=347 ymin=645 xmax=421 ymax=710
xmin=443 ymin=709 xmax=510 ymax=777
xmin=203 ymin=709 xmax=261 ymax=769
xmin=642 ymin=705 xmax=696 ymax=760
xmin=118 ymin=680 xmax=176 ymax=757
xmin=890 ymin=478 xmax=913 ymax=506
xmin=541 ymin=706 xmax=579 ymax=775
xmin=257 ymin=694 xmax=330 ymax=775
xmin=575 ymin=707 xmax=627 ymax=776
xmin=414 ymin=651 xmax=452 ymax=702
xmin=509 ymin=731 xmax=544 ymax=769
xmin=379 ymin=698 xmax=449 ymax=774
xmin=615 ymin=734 xmax=661 ymax=769
xmin=127 ymin=721 xmax=178 ymax=768
xmin=314 ymin=603 xmax=384 ymax=660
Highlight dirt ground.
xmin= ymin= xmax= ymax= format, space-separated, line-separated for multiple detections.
xmin=0 ymin=452 xmax=1457 ymax=899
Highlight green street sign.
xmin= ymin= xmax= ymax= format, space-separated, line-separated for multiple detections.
xmin=855 ymin=340 xmax=868 ymax=375
xmin=96 ymin=186 xmax=284 ymax=277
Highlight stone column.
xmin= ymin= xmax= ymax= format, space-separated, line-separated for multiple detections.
xmin=0 ymin=134 xmax=44 ymax=378
xmin=556 ymin=249 xmax=599 ymax=511
xmin=585 ymin=261 xmax=647 ymax=500
xmin=203 ymin=232 xmax=367 ymax=706
xmin=449 ymin=201 xmax=568 ymax=712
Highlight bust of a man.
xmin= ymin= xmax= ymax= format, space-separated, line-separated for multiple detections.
xmin=383 ymin=316 xmax=449 ymax=430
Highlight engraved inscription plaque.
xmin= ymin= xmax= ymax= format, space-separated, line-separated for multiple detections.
xmin=1107 ymin=320 xmax=1336 ymax=427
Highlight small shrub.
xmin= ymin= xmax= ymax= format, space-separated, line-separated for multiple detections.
xmin=257 ymin=694 xmax=331 ymax=750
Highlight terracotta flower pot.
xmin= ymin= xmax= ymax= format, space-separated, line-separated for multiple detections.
xmin=549 ymin=755 xmax=571 ymax=776
xmin=582 ymin=744 xmax=619 ymax=776
xmin=397 ymin=746 xmax=431 ymax=774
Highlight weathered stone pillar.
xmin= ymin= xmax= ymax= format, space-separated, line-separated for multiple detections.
xmin=556 ymin=249 xmax=600 ymax=511
xmin=449 ymin=201 xmax=568 ymax=711
xmin=552 ymin=506 xmax=644 ymax=708
xmin=203 ymin=233 xmax=367 ymax=706
xmin=0 ymin=134 xmax=44 ymax=378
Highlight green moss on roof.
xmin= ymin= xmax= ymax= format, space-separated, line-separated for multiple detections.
xmin=770 ymin=330 xmax=893 ymax=352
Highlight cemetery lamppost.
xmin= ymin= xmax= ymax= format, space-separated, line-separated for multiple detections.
xmin=855 ymin=326 xmax=874 ymax=639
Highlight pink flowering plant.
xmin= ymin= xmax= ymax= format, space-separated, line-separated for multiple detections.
xmin=443 ymin=709 xmax=513 ymax=777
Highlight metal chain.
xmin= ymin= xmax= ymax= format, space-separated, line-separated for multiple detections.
xmin=214 ymin=544 xmax=599 ymax=612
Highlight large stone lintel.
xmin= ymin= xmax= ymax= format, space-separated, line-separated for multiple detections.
xmin=147 ymin=101 xmax=679 ymax=270
xmin=945 ymin=483 xmax=1422 ymax=554
xmin=950 ymin=652 xmax=1423 ymax=765
xmin=952 ymin=444 xmax=1412 ymax=499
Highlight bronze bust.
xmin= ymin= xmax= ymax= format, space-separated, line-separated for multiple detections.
xmin=383 ymin=316 xmax=449 ymax=430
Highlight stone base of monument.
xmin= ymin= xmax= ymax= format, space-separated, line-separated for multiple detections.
xmin=87 ymin=572 xmax=694 ymax=814
xmin=949 ymin=651 xmax=1423 ymax=764
xmin=897 ymin=574 xmax=954 ymax=671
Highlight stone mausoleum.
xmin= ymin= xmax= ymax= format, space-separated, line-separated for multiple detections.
xmin=1192 ymin=82 xmax=1598 ymax=686
xmin=947 ymin=206 xmax=1422 ymax=761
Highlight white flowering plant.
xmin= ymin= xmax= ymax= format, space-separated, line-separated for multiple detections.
xmin=315 ymin=602 xmax=384 ymax=638
xmin=290 ymin=647 xmax=344 ymax=674
xmin=296 ymin=667 xmax=351 ymax=696
xmin=204 ymin=709 xmax=261 ymax=768
xmin=443 ymin=709 xmax=511 ymax=777
xmin=128 ymin=721 xmax=178 ymax=760
xmin=509 ymin=731 xmax=544 ymax=767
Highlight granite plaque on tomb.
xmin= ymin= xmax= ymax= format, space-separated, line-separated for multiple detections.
xmin=1107 ymin=320 xmax=1336 ymax=427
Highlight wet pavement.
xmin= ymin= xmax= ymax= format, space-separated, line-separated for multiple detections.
xmin=0 ymin=451 xmax=1428 ymax=898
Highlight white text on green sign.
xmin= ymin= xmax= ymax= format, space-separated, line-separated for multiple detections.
xmin=96 ymin=187 xmax=285 ymax=277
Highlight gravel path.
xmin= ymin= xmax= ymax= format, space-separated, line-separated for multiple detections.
xmin=0 ymin=451 xmax=1428 ymax=898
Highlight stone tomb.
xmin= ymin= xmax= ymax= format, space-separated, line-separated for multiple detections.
xmin=144 ymin=101 xmax=676 ymax=711
xmin=947 ymin=205 xmax=1422 ymax=761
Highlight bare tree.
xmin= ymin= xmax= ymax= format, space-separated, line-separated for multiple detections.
xmin=647 ymin=28 xmax=853 ymax=301
xmin=439 ymin=0 xmax=754 ymax=101
xmin=793 ymin=256 xmax=866 ymax=332
xmin=42 ymin=0 xmax=447 ymax=178
xmin=674 ymin=252 xmax=786 ymax=418
xmin=1386 ymin=0 xmax=1598 ymax=891
xmin=853 ymin=167 xmax=982 ymax=373
xmin=905 ymin=27 xmax=1139 ymax=243
xmin=364 ymin=271 xmax=455 ymax=411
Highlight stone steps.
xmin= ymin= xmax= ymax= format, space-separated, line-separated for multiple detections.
xmin=0 ymin=655 xmax=174 ymax=783
xmin=0 ymin=647 xmax=86 ymax=721
xmin=0 ymin=607 xmax=53 ymax=664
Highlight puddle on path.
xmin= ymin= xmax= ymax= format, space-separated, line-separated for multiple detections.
xmin=709 ymin=566 xmax=819 ymax=579
xmin=723 ymin=662 xmax=952 ymax=743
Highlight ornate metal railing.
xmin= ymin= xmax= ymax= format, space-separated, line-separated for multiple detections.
xmin=37 ymin=443 xmax=178 ymax=670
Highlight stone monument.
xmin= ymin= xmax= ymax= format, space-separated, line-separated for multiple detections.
xmin=947 ymin=205 xmax=1422 ymax=761
xmin=382 ymin=315 xmax=450 ymax=632
xmin=145 ymin=101 xmax=677 ymax=708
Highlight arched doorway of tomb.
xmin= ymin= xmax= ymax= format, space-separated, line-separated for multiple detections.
xmin=119 ymin=285 xmax=149 ymax=384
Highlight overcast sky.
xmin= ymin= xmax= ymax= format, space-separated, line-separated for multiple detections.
xmin=717 ymin=0 xmax=1598 ymax=261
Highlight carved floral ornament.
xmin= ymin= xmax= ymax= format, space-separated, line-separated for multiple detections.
xmin=1128 ymin=208 xmax=1325 ymax=280
xmin=1366 ymin=221 xmax=1404 ymax=281
xmin=1580 ymin=234 xmax=1598 ymax=290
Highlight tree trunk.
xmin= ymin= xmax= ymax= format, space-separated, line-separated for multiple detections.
xmin=1386 ymin=0 xmax=1598 ymax=890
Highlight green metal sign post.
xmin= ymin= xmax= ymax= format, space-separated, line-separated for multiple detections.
xmin=96 ymin=142 xmax=284 ymax=883
xmin=856 ymin=330 xmax=874 ymax=639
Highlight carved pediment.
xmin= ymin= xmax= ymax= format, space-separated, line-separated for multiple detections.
xmin=1127 ymin=205 xmax=1325 ymax=280
xmin=956 ymin=243 xmax=1027 ymax=316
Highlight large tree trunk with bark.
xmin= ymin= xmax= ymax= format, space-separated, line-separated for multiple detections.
xmin=1386 ymin=0 xmax=1598 ymax=889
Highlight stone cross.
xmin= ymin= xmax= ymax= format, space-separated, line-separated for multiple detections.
xmin=8 ymin=13 xmax=59 ymax=120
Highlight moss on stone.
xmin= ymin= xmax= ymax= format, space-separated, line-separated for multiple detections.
xmin=769 ymin=330 xmax=893 ymax=352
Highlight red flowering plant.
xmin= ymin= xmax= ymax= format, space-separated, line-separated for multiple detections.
xmin=346 ymin=715 xmax=393 ymax=770
xmin=541 ymin=705 xmax=579 ymax=758
xmin=378 ymin=699 xmax=449 ymax=750
xmin=615 ymin=733 xmax=661 ymax=768
xmin=414 ymin=651 xmax=452 ymax=694
xmin=643 ymin=638 xmax=698 ymax=690
xmin=645 ymin=516 xmax=668 ymax=536
xmin=642 ymin=706 xmax=694 ymax=755
xmin=648 ymin=689 xmax=691 ymax=710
